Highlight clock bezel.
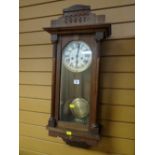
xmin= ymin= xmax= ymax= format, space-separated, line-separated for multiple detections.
xmin=62 ymin=40 xmax=93 ymax=73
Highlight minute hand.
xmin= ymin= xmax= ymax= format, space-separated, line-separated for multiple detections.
xmin=76 ymin=44 xmax=80 ymax=68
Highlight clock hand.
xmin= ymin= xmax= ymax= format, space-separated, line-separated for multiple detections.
xmin=76 ymin=43 xmax=80 ymax=67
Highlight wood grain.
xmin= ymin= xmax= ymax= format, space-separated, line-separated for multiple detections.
xmin=20 ymin=121 xmax=134 ymax=139
xmin=20 ymin=0 xmax=134 ymax=20
xmin=20 ymin=85 xmax=51 ymax=99
xmin=20 ymin=110 xmax=50 ymax=125
xmin=20 ymin=23 xmax=134 ymax=45
xmin=20 ymin=0 xmax=62 ymax=7
xmin=20 ymin=5 xmax=134 ymax=32
xmin=20 ymin=98 xmax=51 ymax=113
xmin=19 ymin=72 xmax=134 ymax=89
xmin=19 ymin=45 xmax=53 ymax=58
xmin=97 ymin=137 xmax=134 ymax=155
xmin=20 ymin=72 xmax=52 ymax=85
xmin=20 ymin=136 xmax=134 ymax=155
xmin=19 ymin=149 xmax=48 ymax=155
xmin=100 ymin=105 xmax=135 ymax=122
xmin=20 ymin=85 xmax=135 ymax=105
xmin=99 ymin=89 xmax=135 ymax=106
xmin=19 ymin=0 xmax=135 ymax=154
xmin=19 ymin=39 xmax=135 ymax=58
xmin=20 ymin=104 xmax=135 ymax=124
xmin=19 ymin=56 xmax=134 ymax=72
xmin=101 ymin=56 xmax=134 ymax=72
xmin=100 ymin=73 xmax=134 ymax=89
xmin=19 ymin=59 xmax=53 ymax=71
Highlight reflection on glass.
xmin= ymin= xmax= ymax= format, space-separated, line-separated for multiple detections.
xmin=59 ymin=41 xmax=92 ymax=124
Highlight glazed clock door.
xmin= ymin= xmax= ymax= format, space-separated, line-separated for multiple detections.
xmin=59 ymin=35 xmax=95 ymax=125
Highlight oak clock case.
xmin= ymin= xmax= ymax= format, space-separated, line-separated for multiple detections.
xmin=44 ymin=4 xmax=111 ymax=147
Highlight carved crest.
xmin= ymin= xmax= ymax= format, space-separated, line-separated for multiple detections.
xmin=51 ymin=5 xmax=105 ymax=27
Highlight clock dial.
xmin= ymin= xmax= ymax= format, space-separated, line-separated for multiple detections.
xmin=62 ymin=41 xmax=92 ymax=72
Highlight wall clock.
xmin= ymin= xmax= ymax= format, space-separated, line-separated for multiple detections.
xmin=44 ymin=4 xmax=111 ymax=147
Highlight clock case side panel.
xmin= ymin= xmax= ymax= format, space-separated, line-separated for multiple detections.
xmin=47 ymin=34 xmax=60 ymax=128
xmin=89 ymin=31 xmax=108 ymax=135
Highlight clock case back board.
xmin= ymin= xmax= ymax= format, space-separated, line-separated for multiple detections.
xmin=44 ymin=4 xmax=111 ymax=147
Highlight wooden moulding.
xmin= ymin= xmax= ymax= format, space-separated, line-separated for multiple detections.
xmin=44 ymin=4 xmax=111 ymax=36
xmin=44 ymin=4 xmax=111 ymax=148
xmin=44 ymin=24 xmax=111 ymax=36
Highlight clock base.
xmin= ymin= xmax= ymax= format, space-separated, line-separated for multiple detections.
xmin=48 ymin=124 xmax=101 ymax=147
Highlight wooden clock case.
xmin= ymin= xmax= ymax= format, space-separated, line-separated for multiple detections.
xmin=44 ymin=4 xmax=111 ymax=147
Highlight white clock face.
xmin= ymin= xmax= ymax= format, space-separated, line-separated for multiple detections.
xmin=62 ymin=41 xmax=92 ymax=72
